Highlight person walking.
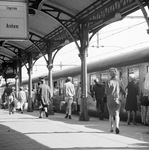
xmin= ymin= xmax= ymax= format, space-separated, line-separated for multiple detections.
xmin=105 ymin=68 xmax=125 ymax=134
xmin=18 ymin=86 xmax=27 ymax=114
xmin=63 ymin=76 xmax=75 ymax=119
xmin=11 ymin=87 xmax=17 ymax=113
xmin=38 ymin=79 xmax=52 ymax=118
xmin=3 ymin=83 xmax=12 ymax=113
xmin=3 ymin=83 xmax=14 ymax=114
xmin=93 ymin=78 xmax=105 ymax=120
xmin=125 ymin=74 xmax=139 ymax=125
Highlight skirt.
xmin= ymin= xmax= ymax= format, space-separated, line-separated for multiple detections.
xmin=107 ymin=95 xmax=121 ymax=116
xmin=140 ymin=96 xmax=149 ymax=106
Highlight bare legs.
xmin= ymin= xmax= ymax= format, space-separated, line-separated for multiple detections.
xmin=141 ymin=106 xmax=149 ymax=125
xmin=109 ymin=112 xmax=120 ymax=134
xmin=127 ymin=111 xmax=131 ymax=124
xmin=127 ymin=111 xmax=137 ymax=125
xmin=109 ymin=115 xmax=114 ymax=132
xmin=39 ymin=106 xmax=48 ymax=118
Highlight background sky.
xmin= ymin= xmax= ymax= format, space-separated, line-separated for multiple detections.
xmin=21 ymin=7 xmax=149 ymax=80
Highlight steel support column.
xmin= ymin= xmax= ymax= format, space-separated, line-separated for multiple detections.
xmin=18 ymin=50 xmax=22 ymax=87
xmin=47 ymin=43 xmax=54 ymax=115
xmin=79 ymin=22 xmax=90 ymax=121
xmin=15 ymin=76 xmax=19 ymax=98
xmin=135 ymin=0 xmax=149 ymax=33
xmin=27 ymin=53 xmax=33 ymax=112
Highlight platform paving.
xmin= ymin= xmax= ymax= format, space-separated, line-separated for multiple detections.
xmin=0 ymin=109 xmax=149 ymax=150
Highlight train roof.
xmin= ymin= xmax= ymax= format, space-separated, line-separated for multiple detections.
xmin=9 ymin=46 xmax=149 ymax=86
xmin=53 ymin=46 xmax=149 ymax=79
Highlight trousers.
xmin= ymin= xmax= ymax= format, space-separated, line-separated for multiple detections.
xmin=65 ymin=97 xmax=73 ymax=115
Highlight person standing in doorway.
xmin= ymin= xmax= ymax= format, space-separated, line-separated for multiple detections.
xmin=63 ymin=76 xmax=75 ymax=119
xmin=93 ymin=78 xmax=105 ymax=120
xmin=105 ymin=68 xmax=125 ymax=134
xmin=38 ymin=79 xmax=52 ymax=118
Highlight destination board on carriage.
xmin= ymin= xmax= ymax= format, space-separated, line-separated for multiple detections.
xmin=0 ymin=1 xmax=28 ymax=40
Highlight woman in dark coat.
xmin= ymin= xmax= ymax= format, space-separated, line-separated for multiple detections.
xmin=125 ymin=74 xmax=139 ymax=125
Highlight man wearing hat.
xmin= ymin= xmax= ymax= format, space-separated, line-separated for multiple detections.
xmin=38 ymin=78 xmax=52 ymax=118
xmin=63 ymin=76 xmax=75 ymax=119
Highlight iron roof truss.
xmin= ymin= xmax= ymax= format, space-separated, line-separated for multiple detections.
xmin=0 ymin=0 xmax=147 ymax=78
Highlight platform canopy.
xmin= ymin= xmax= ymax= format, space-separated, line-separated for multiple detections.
xmin=0 ymin=0 xmax=147 ymax=78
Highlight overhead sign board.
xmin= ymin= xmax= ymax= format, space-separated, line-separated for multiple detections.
xmin=0 ymin=1 xmax=28 ymax=40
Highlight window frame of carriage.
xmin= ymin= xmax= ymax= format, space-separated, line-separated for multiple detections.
xmin=127 ymin=65 xmax=139 ymax=84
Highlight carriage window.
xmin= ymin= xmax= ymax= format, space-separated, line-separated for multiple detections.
xmin=45 ymin=80 xmax=48 ymax=85
xmin=73 ymin=76 xmax=80 ymax=90
xmin=128 ymin=67 xmax=139 ymax=84
xmin=147 ymin=66 xmax=149 ymax=73
xmin=90 ymin=73 xmax=100 ymax=85
xmin=59 ymin=79 xmax=64 ymax=95
xmin=53 ymin=81 xmax=59 ymax=96
xmin=101 ymin=72 xmax=109 ymax=82
xmin=73 ymin=76 xmax=80 ymax=86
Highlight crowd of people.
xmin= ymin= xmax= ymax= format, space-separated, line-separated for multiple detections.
xmin=62 ymin=67 xmax=149 ymax=134
xmin=1 ymin=67 xmax=149 ymax=135
xmin=1 ymin=78 xmax=52 ymax=118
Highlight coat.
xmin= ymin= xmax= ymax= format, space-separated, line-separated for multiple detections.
xmin=38 ymin=83 xmax=52 ymax=106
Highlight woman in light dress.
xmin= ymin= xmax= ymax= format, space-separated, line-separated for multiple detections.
xmin=105 ymin=68 xmax=125 ymax=134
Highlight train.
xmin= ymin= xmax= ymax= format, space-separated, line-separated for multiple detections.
xmin=1 ymin=46 xmax=149 ymax=122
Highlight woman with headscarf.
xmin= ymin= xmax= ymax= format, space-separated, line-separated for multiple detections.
xmin=125 ymin=74 xmax=139 ymax=125
xmin=105 ymin=68 xmax=125 ymax=134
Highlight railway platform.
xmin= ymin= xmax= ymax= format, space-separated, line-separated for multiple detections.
xmin=0 ymin=109 xmax=149 ymax=150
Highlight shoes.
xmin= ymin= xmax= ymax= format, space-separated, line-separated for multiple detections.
xmin=69 ymin=115 xmax=71 ymax=119
xmin=21 ymin=112 xmax=23 ymax=114
xmin=127 ymin=121 xmax=131 ymax=125
xmin=99 ymin=116 xmax=104 ymax=120
xmin=39 ymin=116 xmax=42 ymax=118
xmin=115 ymin=127 xmax=120 ymax=134
xmin=110 ymin=129 xmax=113 ymax=132
xmin=144 ymin=123 xmax=149 ymax=126
xmin=65 ymin=114 xmax=68 ymax=119
xmin=99 ymin=113 xmax=103 ymax=120
xmin=132 ymin=121 xmax=137 ymax=125
xmin=45 ymin=112 xmax=48 ymax=118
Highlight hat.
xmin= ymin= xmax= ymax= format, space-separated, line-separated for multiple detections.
xmin=67 ymin=76 xmax=72 ymax=82
xmin=20 ymin=86 xmax=23 ymax=90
